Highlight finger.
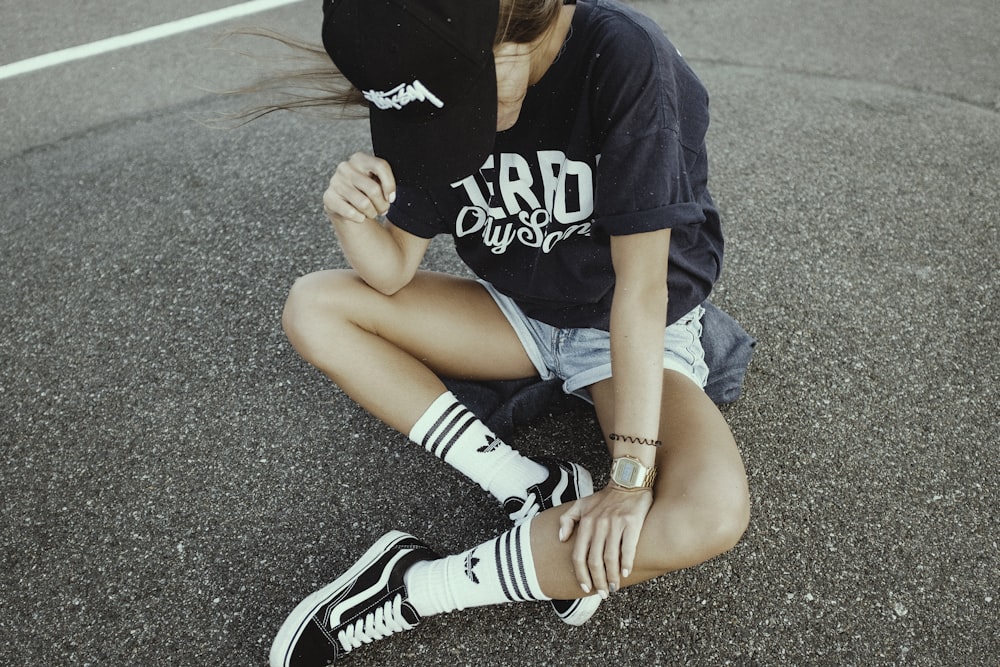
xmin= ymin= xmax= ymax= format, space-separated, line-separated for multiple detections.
xmin=327 ymin=170 xmax=384 ymax=223
xmin=620 ymin=520 xmax=641 ymax=581
xmin=351 ymin=169 xmax=392 ymax=216
xmin=587 ymin=521 xmax=611 ymax=599
xmin=570 ymin=520 xmax=595 ymax=595
xmin=604 ymin=523 xmax=623 ymax=594
xmin=337 ymin=177 xmax=384 ymax=219
xmin=335 ymin=163 xmax=385 ymax=218
xmin=349 ymin=153 xmax=397 ymax=210
xmin=558 ymin=507 xmax=580 ymax=542
xmin=324 ymin=168 xmax=368 ymax=223
xmin=322 ymin=185 xmax=367 ymax=224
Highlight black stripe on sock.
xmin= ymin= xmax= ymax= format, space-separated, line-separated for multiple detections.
xmin=494 ymin=531 xmax=516 ymax=602
xmin=430 ymin=408 xmax=473 ymax=459
xmin=436 ymin=416 xmax=475 ymax=462
xmin=503 ymin=527 xmax=529 ymax=602
xmin=513 ymin=525 xmax=536 ymax=601
xmin=423 ymin=402 xmax=463 ymax=454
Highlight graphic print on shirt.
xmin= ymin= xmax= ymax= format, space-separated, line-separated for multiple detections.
xmin=449 ymin=150 xmax=597 ymax=255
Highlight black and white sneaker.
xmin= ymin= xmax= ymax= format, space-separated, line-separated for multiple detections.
xmin=503 ymin=457 xmax=602 ymax=626
xmin=269 ymin=531 xmax=440 ymax=667
xmin=549 ymin=595 xmax=603 ymax=627
xmin=503 ymin=457 xmax=594 ymax=526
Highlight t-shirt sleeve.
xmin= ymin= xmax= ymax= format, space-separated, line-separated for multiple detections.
xmin=588 ymin=15 xmax=711 ymax=238
xmin=386 ymin=184 xmax=448 ymax=239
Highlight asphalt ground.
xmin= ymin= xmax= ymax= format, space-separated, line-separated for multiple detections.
xmin=1 ymin=1 xmax=998 ymax=665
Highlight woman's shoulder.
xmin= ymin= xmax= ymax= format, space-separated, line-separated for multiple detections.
xmin=573 ymin=0 xmax=705 ymax=131
xmin=573 ymin=0 xmax=689 ymax=91
xmin=578 ymin=0 xmax=676 ymax=52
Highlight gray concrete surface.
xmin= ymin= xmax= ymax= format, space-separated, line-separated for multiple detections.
xmin=2 ymin=1 xmax=997 ymax=665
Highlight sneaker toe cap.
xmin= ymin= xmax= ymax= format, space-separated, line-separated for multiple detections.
xmin=270 ymin=617 xmax=338 ymax=667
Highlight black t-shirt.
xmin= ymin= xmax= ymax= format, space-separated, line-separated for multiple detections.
xmin=388 ymin=0 xmax=723 ymax=330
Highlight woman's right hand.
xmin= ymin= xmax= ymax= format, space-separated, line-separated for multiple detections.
xmin=322 ymin=152 xmax=397 ymax=225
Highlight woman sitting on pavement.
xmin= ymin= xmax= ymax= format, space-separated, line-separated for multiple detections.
xmin=266 ymin=0 xmax=751 ymax=664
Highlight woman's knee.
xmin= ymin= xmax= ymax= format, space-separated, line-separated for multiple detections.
xmin=702 ymin=482 xmax=751 ymax=554
xmin=281 ymin=269 xmax=366 ymax=347
xmin=643 ymin=476 xmax=750 ymax=572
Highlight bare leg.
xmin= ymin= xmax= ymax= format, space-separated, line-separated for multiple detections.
xmin=282 ymin=269 xmax=538 ymax=433
xmin=529 ymin=370 xmax=751 ymax=599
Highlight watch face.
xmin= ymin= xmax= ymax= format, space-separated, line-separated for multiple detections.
xmin=617 ymin=459 xmax=638 ymax=486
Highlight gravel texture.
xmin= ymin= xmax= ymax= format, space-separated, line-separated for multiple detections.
xmin=1 ymin=1 xmax=997 ymax=665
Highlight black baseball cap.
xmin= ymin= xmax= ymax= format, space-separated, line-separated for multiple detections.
xmin=322 ymin=0 xmax=500 ymax=187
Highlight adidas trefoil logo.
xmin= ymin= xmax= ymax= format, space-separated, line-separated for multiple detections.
xmin=477 ymin=435 xmax=502 ymax=454
xmin=464 ymin=552 xmax=481 ymax=584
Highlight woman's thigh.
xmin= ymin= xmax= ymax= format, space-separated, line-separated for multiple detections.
xmin=588 ymin=371 xmax=750 ymax=569
xmin=286 ymin=268 xmax=539 ymax=382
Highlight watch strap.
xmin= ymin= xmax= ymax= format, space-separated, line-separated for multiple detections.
xmin=611 ymin=456 xmax=657 ymax=490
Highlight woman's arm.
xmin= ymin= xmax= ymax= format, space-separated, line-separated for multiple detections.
xmin=607 ymin=227 xmax=671 ymax=461
xmin=323 ymin=152 xmax=431 ymax=294
xmin=559 ymin=227 xmax=671 ymax=597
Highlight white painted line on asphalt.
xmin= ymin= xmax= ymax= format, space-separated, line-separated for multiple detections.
xmin=0 ymin=0 xmax=306 ymax=81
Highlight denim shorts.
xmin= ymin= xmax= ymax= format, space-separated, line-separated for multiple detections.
xmin=480 ymin=281 xmax=710 ymax=403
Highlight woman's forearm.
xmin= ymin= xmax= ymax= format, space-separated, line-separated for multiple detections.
xmin=606 ymin=228 xmax=672 ymax=469
xmin=332 ymin=216 xmax=427 ymax=295
xmin=608 ymin=280 xmax=668 ymax=468
xmin=322 ymin=152 xmax=430 ymax=295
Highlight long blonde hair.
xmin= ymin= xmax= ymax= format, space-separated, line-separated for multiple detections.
xmin=224 ymin=0 xmax=563 ymax=124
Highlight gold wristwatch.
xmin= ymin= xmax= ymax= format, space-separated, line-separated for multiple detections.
xmin=610 ymin=456 xmax=657 ymax=490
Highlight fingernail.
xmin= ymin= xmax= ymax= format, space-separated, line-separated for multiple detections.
xmin=389 ymin=191 xmax=397 ymax=203
xmin=598 ymin=589 xmax=609 ymax=601
xmin=580 ymin=583 xmax=591 ymax=594
xmin=558 ymin=528 xmax=566 ymax=542
xmin=622 ymin=569 xmax=630 ymax=579
xmin=609 ymin=584 xmax=618 ymax=594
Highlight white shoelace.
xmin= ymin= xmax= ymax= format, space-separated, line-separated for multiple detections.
xmin=336 ymin=595 xmax=415 ymax=652
xmin=508 ymin=497 xmax=541 ymax=526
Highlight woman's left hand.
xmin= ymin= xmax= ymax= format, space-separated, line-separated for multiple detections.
xmin=558 ymin=485 xmax=653 ymax=598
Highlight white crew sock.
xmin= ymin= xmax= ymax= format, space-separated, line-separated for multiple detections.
xmin=408 ymin=391 xmax=547 ymax=504
xmin=405 ymin=521 xmax=550 ymax=617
